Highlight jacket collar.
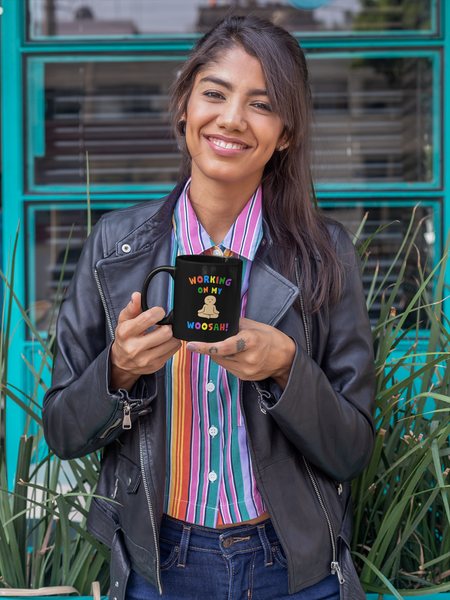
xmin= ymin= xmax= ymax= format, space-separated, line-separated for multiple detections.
xmin=113 ymin=179 xmax=187 ymax=258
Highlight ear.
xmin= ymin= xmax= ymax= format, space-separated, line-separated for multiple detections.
xmin=276 ymin=139 xmax=289 ymax=152
xmin=276 ymin=130 xmax=289 ymax=151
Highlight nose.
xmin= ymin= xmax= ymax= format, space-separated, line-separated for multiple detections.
xmin=215 ymin=100 xmax=247 ymax=133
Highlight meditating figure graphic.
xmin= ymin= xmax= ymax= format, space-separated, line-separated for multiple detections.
xmin=198 ymin=295 xmax=220 ymax=319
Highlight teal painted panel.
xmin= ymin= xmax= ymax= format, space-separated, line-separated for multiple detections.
xmin=442 ymin=0 xmax=450 ymax=316
xmin=20 ymin=39 xmax=447 ymax=53
xmin=2 ymin=0 xmax=28 ymax=489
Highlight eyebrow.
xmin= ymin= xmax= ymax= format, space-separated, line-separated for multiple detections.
xmin=199 ymin=76 xmax=267 ymax=96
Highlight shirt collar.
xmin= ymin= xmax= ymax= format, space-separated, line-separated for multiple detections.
xmin=173 ymin=177 xmax=263 ymax=261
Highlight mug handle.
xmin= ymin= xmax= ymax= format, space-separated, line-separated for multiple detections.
xmin=141 ymin=266 xmax=176 ymax=325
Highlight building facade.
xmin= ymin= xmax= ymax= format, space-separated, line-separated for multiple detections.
xmin=1 ymin=0 xmax=448 ymax=476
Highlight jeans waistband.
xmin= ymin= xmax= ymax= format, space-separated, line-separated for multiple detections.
xmin=161 ymin=514 xmax=281 ymax=567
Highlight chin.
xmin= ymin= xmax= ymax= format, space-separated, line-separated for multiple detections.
xmin=199 ymin=164 xmax=263 ymax=186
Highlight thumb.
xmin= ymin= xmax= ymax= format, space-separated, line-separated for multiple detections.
xmin=120 ymin=292 xmax=143 ymax=322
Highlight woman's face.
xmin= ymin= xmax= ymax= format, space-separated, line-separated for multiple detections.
xmin=184 ymin=46 xmax=286 ymax=188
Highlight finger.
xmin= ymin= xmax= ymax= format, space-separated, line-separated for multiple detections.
xmin=117 ymin=292 xmax=142 ymax=324
xmin=144 ymin=337 xmax=182 ymax=362
xmin=119 ymin=324 xmax=177 ymax=358
xmin=186 ymin=333 xmax=249 ymax=356
xmin=117 ymin=302 xmax=167 ymax=338
xmin=131 ymin=338 xmax=182 ymax=373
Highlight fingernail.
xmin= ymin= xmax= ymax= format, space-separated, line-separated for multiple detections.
xmin=130 ymin=295 xmax=134 ymax=306
xmin=186 ymin=343 xmax=197 ymax=352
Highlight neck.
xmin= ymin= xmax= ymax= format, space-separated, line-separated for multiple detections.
xmin=188 ymin=171 xmax=262 ymax=245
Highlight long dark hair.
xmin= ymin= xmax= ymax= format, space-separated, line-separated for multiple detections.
xmin=169 ymin=15 xmax=343 ymax=313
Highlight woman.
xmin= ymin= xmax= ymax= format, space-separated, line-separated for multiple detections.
xmin=43 ymin=15 xmax=375 ymax=600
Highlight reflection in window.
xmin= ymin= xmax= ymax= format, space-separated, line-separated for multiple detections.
xmin=322 ymin=204 xmax=436 ymax=326
xmin=27 ymin=60 xmax=183 ymax=189
xmin=27 ymin=53 xmax=436 ymax=190
xmin=310 ymin=56 xmax=435 ymax=184
xmin=28 ymin=0 xmax=435 ymax=39
xmin=29 ymin=207 xmax=108 ymax=334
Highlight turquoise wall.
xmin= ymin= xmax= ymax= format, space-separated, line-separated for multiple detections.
xmin=1 ymin=0 xmax=449 ymax=486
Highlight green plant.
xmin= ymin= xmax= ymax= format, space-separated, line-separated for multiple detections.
xmin=0 ymin=226 xmax=110 ymax=593
xmin=353 ymin=208 xmax=450 ymax=597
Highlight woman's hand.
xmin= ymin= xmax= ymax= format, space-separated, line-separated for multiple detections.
xmin=110 ymin=292 xmax=182 ymax=392
xmin=186 ymin=318 xmax=296 ymax=389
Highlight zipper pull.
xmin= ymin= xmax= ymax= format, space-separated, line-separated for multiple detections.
xmin=122 ymin=403 xmax=132 ymax=430
xmin=331 ymin=561 xmax=345 ymax=584
xmin=111 ymin=478 xmax=119 ymax=499
xmin=251 ymin=383 xmax=272 ymax=414
xmin=258 ymin=396 xmax=267 ymax=414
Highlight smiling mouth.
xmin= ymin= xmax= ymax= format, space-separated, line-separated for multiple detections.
xmin=206 ymin=136 xmax=249 ymax=150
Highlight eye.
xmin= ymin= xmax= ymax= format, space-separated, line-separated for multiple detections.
xmin=203 ymin=90 xmax=225 ymax=100
xmin=252 ymin=102 xmax=273 ymax=112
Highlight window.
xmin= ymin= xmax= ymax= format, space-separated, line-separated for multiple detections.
xmin=26 ymin=57 xmax=184 ymax=192
xmin=27 ymin=0 xmax=438 ymax=40
xmin=309 ymin=53 xmax=438 ymax=187
xmin=26 ymin=51 xmax=439 ymax=192
xmin=322 ymin=202 xmax=439 ymax=326
xmin=26 ymin=203 xmax=128 ymax=334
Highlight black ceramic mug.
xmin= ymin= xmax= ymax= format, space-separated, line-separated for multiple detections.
xmin=141 ymin=255 xmax=243 ymax=342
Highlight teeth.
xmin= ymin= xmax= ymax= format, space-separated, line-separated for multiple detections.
xmin=209 ymin=137 xmax=246 ymax=150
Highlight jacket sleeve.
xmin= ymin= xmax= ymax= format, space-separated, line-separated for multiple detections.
xmin=42 ymin=218 xmax=157 ymax=460
xmin=262 ymin=228 xmax=376 ymax=482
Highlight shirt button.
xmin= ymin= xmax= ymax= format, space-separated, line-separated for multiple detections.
xmin=121 ymin=243 xmax=131 ymax=253
xmin=208 ymin=471 xmax=217 ymax=483
xmin=209 ymin=426 xmax=218 ymax=438
xmin=213 ymin=248 xmax=222 ymax=257
xmin=206 ymin=382 xmax=215 ymax=393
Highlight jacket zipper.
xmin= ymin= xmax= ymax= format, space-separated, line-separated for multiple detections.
xmin=94 ymin=268 xmax=115 ymax=341
xmin=98 ymin=401 xmax=135 ymax=438
xmin=302 ymin=456 xmax=345 ymax=584
xmin=294 ymin=258 xmax=311 ymax=357
xmin=99 ymin=417 xmax=122 ymax=439
xmin=295 ymin=258 xmax=345 ymax=585
xmin=138 ymin=418 xmax=162 ymax=594
xmin=122 ymin=402 xmax=132 ymax=429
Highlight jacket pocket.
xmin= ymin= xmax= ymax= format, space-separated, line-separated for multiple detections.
xmin=115 ymin=454 xmax=142 ymax=495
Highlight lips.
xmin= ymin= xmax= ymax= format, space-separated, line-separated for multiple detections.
xmin=203 ymin=135 xmax=251 ymax=158
xmin=205 ymin=135 xmax=250 ymax=151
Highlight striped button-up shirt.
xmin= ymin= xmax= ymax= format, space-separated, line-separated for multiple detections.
xmin=163 ymin=178 xmax=265 ymax=527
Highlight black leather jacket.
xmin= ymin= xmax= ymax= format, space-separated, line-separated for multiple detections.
xmin=43 ymin=180 xmax=376 ymax=598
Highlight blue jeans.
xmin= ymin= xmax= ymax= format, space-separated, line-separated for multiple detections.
xmin=125 ymin=514 xmax=340 ymax=600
